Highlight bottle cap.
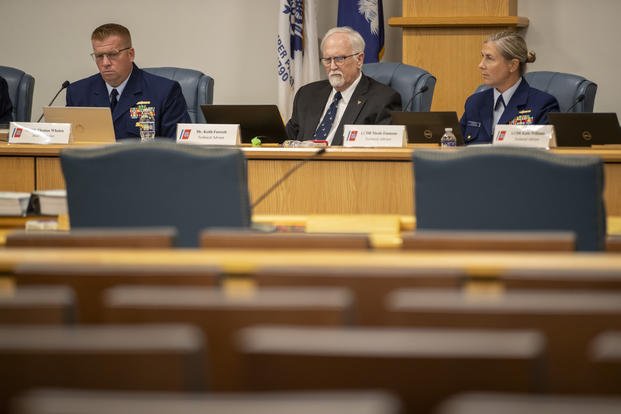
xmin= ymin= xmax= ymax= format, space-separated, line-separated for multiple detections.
xmin=445 ymin=128 xmax=453 ymax=132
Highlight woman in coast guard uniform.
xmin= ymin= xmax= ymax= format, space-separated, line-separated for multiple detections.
xmin=460 ymin=31 xmax=560 ymax=145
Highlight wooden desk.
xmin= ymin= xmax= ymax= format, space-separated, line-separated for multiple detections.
xmin=0 ymin=248 xmax=620 ymax=276
xmin=2 ymin=143 xmax=621 ymax=215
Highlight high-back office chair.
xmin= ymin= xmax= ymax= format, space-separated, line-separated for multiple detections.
xmin=0 ymin=65 xmax=35 ymax=121
xmin=475 ymin=71 xmax=597 ymax=112
xmin=61 ymin=142 xmax=251 ymax=247
xmin=143 ymin=67 xmax=214 ymax=123
xmin=362 ymin=62 xmax=436 ymax=112
xmin=413 ymin=147 xmax=606 ymax=251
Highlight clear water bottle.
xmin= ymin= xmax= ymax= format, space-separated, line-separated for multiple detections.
xmin=440 ymin=127 xmax=457 ymax=148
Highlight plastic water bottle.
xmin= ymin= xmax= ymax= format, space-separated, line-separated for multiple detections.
xmin=440 ymin=127 xmax=457 ymax=148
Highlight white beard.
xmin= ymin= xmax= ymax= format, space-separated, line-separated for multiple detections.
xmin=328 ymin=71 xmax=344 ymax=89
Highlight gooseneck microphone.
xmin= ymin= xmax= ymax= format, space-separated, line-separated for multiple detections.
xmin=405 ymin=85 xmax=429 ymax=111
xmin=565 ymin=94 xmax=585 ymax=113
xmin=251 ymin=147 xmax=327 ymax=210
xmin=36 ymin=80 xmax=71 ymax=122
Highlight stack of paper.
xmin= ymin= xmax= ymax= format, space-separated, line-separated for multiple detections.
xmin=30 ymin=189 xmax=67 ymax=216
xmin=0 ymin=192 xmax=31 ymax=216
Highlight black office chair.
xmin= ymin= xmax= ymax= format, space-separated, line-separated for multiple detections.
xmin=61 ymin=142 xmax=251 ymax=247
xmin=0 ymin=65 xmax=35 ymax=121
xmin=413 ymin=147 xmax=606 ymax=251
xmin=475 ymin=71 xmax=597 ymax=113
xmin=144 ymin=67 xmax=214 ymax=123
xmin=362 ymin=62 xmax=436 ymax=112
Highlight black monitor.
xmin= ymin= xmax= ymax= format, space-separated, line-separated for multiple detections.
xmin=391 ymin=111 xmax=464 ymax=145
xmin=548 ymin=112 xmax=621 ymax=147
xmin=200 ymin=104 xmax=288 ymax=144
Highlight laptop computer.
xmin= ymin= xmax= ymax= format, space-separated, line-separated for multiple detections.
xmin=391 ymin=111 xmax=465 ymax=145
xmin=200 ymin=104 xmax=287 ymax=144
xmin=43 ymin=107 xmax=115 ymax=143
xmin=548 ymin=112 xmax=621 ymax=147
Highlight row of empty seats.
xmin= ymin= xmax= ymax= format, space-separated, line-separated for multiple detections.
xmin=0 ymin=63 xmax=596 ymax=123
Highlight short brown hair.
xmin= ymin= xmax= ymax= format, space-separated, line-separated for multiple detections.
xmin=91 ymin=23 xmax=132 ymax=46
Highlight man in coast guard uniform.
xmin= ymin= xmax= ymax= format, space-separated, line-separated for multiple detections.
xmin=460 ymin=31 xmax=559 ymax=145
xmin=66 ymin=23 xmax=190 ymax=140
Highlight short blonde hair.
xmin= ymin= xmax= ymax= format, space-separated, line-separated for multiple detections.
xmin=486 ymin=31 xmax=535 ymax=75
xmin=91 ymin=23 xmax=132 ymax=47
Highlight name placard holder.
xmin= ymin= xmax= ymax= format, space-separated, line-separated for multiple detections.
xmin=342 ymin=125 xmax=406 ymax=148
xmin=492 ymin=125 xmax=555 ymax=149
xmin=176 ymin=123 xmax=240 ymax=146
xmin=8 ymin=122 xmax=71 ymax=144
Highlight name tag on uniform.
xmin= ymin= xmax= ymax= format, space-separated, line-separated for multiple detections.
xmin=492 ymin=124 xmax=555 ymax=149
xmin=342 ymin=125 xmax=406 ymax=148
xmin=176 ymin=123 xmax=240 ymax=146
xmin=9 ymin=122 xmax=71 ymax=144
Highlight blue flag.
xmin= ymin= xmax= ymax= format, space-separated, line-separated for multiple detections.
xmin=337 ymin=0 xmax=384 ymax=63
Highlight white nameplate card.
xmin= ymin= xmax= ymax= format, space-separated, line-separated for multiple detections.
xmin=492 ymin=124 xmax=555 ymax=149
xmin=8 ymin=122 xmax=71 ymax=144
xmin=342 ymin=124 xmax=406 ymax=148
xmin=176 ymin=124 xmax=240 ymax=146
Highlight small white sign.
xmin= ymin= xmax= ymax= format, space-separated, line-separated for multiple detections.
xmin=8 ymin=122 xmax=71 ymax=144
xmin=342 ymin=125 xmax=406 ymax=148
xmin=492 ymin=124 xmax=555 ymax=149
xmin=176 ymin=123 xmax=240 ymax=146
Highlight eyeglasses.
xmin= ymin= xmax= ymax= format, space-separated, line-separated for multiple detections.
xmin=90 ymin=47 xmax=131 ymax=61
xmin=319 ymin=53 xmax=360 ymax=67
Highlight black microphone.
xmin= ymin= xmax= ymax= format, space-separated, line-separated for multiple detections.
xmin=405 ymin=85 xmax=429 ymax=111
xmin=37 ymin=80 xmax=71 ymax=122
xmin=251 ymin=147 xmax=326 ymax=210
xmin=565 ymin=94 xmax=585 ymax=113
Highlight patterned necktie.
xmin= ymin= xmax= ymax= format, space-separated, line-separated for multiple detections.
xmin=313 ymin=91 xmax=342 ymax=140
xmin=110 ymin=88 xmax=119 ymax=112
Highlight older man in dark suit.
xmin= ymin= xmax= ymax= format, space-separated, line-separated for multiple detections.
xmin=66 ymin=23 xmax=190 ymax=140
xmin=286 ymin=27 xmax=401 ymax=146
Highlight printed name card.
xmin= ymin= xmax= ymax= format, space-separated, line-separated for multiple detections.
xmin=492 ymin=125 xmax=555 ymax=149
xmin=176 ymin=124 xmax=240 ymax=146
xmin=342 ymin=125 xmax=406 ymax=148
xmin=8 ymin=122 xmax=71 ymax=144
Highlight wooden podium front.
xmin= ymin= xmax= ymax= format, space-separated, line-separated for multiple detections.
xmin=389 ymin=0 xmax=529 ymax=115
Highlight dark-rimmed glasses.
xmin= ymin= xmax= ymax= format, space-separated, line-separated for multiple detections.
xmin=320 ymin=53 xmax=360 ymax=67
xmin=90 ymin=47 xmax=131 ymax=61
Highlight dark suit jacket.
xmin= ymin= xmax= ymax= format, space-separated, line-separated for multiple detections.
xmin=286 ymin=74 xmax=401 ymax=145
xmin=460 ymin=79 xmax=560 ymax=145
xmin=66 ymin=64 xmax=190 ymax=139
xmin=0 ymin=76 xmax=13 ymax=124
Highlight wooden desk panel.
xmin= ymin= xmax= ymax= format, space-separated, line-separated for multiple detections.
xmin=37 ymin=157 xmax=65 ymax=190
xmin=0 ymin=156 xmax=34 ymax=192
xmin=248 ymin=159 xmax=413 ymax=214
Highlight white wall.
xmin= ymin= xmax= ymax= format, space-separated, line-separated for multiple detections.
xmin=0 ymin=0 xmax=617 ymax=120
xmin=518 ymin=0 xmax=620 ymax=114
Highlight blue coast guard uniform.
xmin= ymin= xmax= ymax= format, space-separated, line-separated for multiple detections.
xmin=460 ymin=79 xmax=560 ymax=145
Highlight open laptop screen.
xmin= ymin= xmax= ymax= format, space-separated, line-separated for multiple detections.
xmin=548 ymin=112 xmax=621 ymax=146
xmin=200 ymin=104 xmax=288 ymax=144
xmin=43 ymin=106 xmax=115 ymax=143
xmin=391 ymin=111 xmax=464 ymax=145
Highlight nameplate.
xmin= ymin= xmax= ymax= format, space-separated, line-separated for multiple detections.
xmin=176 ymin=123 xmax=240 ymax=146
xmin=8 ymin=122 xmax=71 ymax=144
xmin=342 ymin=125 xmax=406 ymax=148
xmin=492 ymin=124 xmax=554 ymax=149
